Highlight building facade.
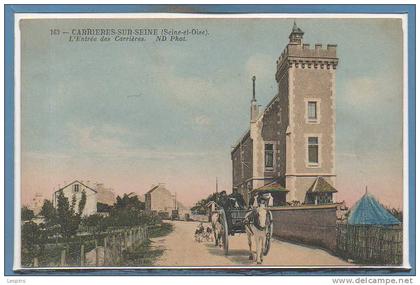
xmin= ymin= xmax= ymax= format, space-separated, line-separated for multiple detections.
xmin=94 ymin=183 xmax=116 ymax=206
xmin=144 ymin=183 xmax=190 ymax=217
xmin=52 ymin=180 xmax=98 ymax=216
xmin=231 ymin=22 xmax=338 ymax=206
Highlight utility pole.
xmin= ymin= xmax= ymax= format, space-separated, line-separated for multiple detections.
xmin=216 ymin=177 xmax=218 ymax=193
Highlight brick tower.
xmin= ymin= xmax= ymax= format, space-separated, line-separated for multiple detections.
xmin=275 ymin=22 xmax=339 ymax=202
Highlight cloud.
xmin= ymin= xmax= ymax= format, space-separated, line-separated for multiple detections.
xmin=341 ymin=77 xmax=379 ymax=106
xmin=340 ymin=74 xmax=400 ymax=108
xmin=63 ymin=122 xmax=222 ymax=161
xmin=245 ymin=53 xmax=275 ymax=83
xmin=193 ymin=115 xmax=211 ymax=127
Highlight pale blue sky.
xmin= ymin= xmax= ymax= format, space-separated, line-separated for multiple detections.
xmin=20 ymin=17 xmax=404 ymax=208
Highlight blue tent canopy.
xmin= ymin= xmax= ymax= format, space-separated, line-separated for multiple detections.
xmin=348 ymin=193 xmax=401 ymax=225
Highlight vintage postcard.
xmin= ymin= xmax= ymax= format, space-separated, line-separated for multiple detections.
xmin=5 ymin=6 xmax=415 ymax=276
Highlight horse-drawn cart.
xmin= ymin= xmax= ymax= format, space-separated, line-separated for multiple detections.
xmin=215 ymin=206 xmax=273 ymax=256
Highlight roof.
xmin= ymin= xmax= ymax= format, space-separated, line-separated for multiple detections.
xmin=306 ymin=177 xmax=337 ymax=194
xmin=54 ymin=180 xmax=97 ymax=193
xmin=348 ymin=192 xmax=401 ymax=225
xmin=291 ymin=21 xmax=304 ymax=34
xmin=231 ymin=129 xmax=251 ymax=153
xmin=145 ymin=185 xmax=160 ymax=195
xmin=231 ymin=95 xmax=280 ymax=152
xmin=252 ymin=181 xmax=289 ymax=193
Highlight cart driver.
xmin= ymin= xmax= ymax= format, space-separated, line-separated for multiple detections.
xmin=248 ymin=192 xmax=259 ymax=209
xmin=218 ymin=191 xmax=232 ymax=229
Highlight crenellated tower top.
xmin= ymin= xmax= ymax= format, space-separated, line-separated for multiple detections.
xmin=275 ymin=21 xmax=339 ymax=82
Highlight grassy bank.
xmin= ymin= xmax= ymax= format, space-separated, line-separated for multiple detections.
xmin=120 ymin=240 xmax=164 ymax=266
xmin=120 ymin=222 xmax=173 ymax=266
xmin=148 ymin=222 xmax=173 ymax=238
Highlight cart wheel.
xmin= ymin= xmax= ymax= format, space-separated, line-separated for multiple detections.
xmin=219 ymin=208 xmax=229 ymax=255
xmin=263 ymin=210 xmax=273 ymax=256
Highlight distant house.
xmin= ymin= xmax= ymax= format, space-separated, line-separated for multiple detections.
xmin=347 ymin=192 xmax=401 ymax=225
xmin=94 ymin=183 xmax=116 ymax=206
xmin=145 ymin=183 xmax=190 ymax=217
xmin=29 ymin=192 xmax=44 ymax=215
xmin=145 ymin=183 xmax=175 ymax=213
xmin=52 ymin=180 xmax=97 ymax=216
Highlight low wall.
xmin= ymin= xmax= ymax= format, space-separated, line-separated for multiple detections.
xmin=190 ymin=214 xmax=209 ymax=222
xmin=270 ymin=204 xmax=338 ymax=251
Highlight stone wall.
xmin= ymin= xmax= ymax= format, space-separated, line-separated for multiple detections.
xmin=270 ymin=204 xmax=338 ymax=251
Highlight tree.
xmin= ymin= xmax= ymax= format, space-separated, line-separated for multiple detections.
xmin=21 ymin=206 xmax=35 ymax=221
xmin=106 ymin=194 xmax=156 ymax=227
xmin=82 ymin=214 xmax=106 ymax=239
xmin=386 ymin=207 xmax=403 ymax=222
xmin=56 ymin=190 xmax=72 ymax=240
xmin=78 ymin=191 xmax=87 ymax=215
xmin=114 ymin=194 xmax=145 ymax=211
xmin=40 ymin=199 xmax=56 ymax=226
xmin=56 ymin=190 xmax=87 ymax=242
xmin=21 ymin=221 xmax=41 ymax=264
xmin=97 ymin=202 xmax=112 ymax=213
xmin=191 ymin=192 xmax=222 ymax=215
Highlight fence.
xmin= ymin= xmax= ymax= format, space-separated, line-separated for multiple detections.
xmin=336 ymin=223 xmax=403 ymax=265
xmin=103 ymin=226 xmax=148 ymax=266
xmin=25 ymin=225 xmax=148 ymax=267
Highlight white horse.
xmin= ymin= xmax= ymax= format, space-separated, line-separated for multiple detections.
xmin=207 ymin=201 xmax=224 ymax=247
xmin=244 ymin=203 xmax=271 ymax=264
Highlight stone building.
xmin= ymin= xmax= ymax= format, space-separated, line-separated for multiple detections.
xmin=52 ymin=180 xmax=98 ymax=216
xmin=231 ymin=22 xmax=338 ymax=206
xmin=145 ymin=183 xmax=190 ymax=217
xmin=94 ymin=183 xmax=116 ymax=206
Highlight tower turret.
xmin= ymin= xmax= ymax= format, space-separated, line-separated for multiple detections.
xmin=289 ymin=21 xmax=304 ymax=45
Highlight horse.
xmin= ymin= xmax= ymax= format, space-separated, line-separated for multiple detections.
xmin=207 ymin=201 xmax=224 ymax=247
xmin=244 ymin=202 xmax=271 ymax=264
xmin=210 ymin=210 xmax=224 ymax=247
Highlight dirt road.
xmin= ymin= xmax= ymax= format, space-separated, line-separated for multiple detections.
xmin=152 ymin=220 xmax=350 ymax=267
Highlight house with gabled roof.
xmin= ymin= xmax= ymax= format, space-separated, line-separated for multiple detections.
xmin=52 ymin=180 xmax=97 ymax=216
xmin=145 ymin=183 xmax=190 ymax=218
xmin=145 ymin=183 xmax=174 ymax=214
